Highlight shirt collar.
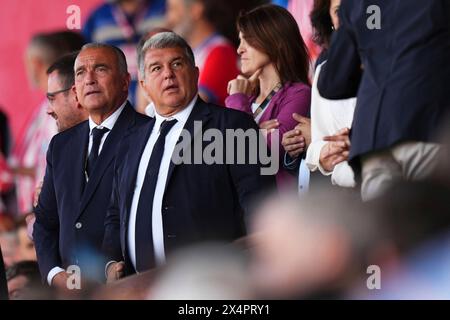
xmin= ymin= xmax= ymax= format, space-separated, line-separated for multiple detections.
xmin=88 ymin=100 xmax=127 ymax=134
xmin=153 ymin=95 xmax=198 ymax=127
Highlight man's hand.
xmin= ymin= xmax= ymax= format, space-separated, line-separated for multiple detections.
xmin=33 ymin=180 xmax=43 ymax=207
xmin=282 ymin=129 xmax=306 ymax=159
xmin=106 ymin=261 xmax=125 ymax=284
xmin=292 ymin=113 xmax=311 ymax=148
xmin=25 ymin=213 xmax=35 ymax=240
xmin=320 ymin=128 xmax=351 ymax=172
xmin=51 ymin=271 xmax=69 ymax=290
xmin=227 ymin=69 xmax=261 ymax=96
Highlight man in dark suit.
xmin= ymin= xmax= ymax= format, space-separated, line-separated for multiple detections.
xmin=33 ymin=44 xmax=149 ymax=289
xmin=318 ymin=0 xmax=450 ymax=200
xmin=103 ymin=32 xmax=275 ymax=280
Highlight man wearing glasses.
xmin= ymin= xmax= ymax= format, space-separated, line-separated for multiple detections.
xmin=46 ymin=52 xmax=88 ymax=133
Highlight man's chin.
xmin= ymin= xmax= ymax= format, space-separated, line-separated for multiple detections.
xmin=83 ymin=101 xmax=106 ymax=112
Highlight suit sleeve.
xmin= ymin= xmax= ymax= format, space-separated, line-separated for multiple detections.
xmin=102 ymin=155 xmax=123 ymax=263
xmin=33 ymin=138 xmax=62 ymax=281
xmin=318 ymin=1 xmax=362 ymax=99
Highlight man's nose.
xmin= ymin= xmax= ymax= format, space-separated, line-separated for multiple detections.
xmin=84 ymin=70 xmax=97 ymax=85
xmin=46 ymin=104 xmax=54 ymax=115
xmin=163 ymin=66 xmax=175 ymax=79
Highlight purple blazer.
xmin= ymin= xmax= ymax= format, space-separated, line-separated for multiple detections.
xmin=225 ymin=81 xmax=311 ymax=189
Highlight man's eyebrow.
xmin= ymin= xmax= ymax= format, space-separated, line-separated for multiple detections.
xmin=75 ymin=63 xmax=110 ymax=72
xmin=148 ymin=61 xmax=161 ymax=68
xmin=94 ymin=63 xmax=110 ymax=69
xmin=75 ymin=65 xmax=85 ymax=73
xmin=170 ymin=56 xmax=184 ymax=63
xmin=148 ymin=56 xmax=184 ymax=68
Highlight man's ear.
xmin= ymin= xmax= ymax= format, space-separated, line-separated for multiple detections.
xmin=123 ymin=73 xmax=131 ymax=91
xmin=194 ymin=66 xmax=200 ymax=82
xmin=139 ymin=77 xmax=145 ymax=89
xmin=72 ymin=85 xmax=79 ymax=102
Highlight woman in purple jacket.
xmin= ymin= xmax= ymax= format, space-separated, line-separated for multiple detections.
xmin=226 ymin=4 xmax=311 ymax=189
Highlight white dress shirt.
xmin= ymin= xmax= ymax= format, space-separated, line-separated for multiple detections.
xmin=87 ymin=101 xmax=126 ymax=157
xmin=145 ymin=102 xmax=155 ymax=117
xmin=47 ymin=101 xmax=126 ymax=285
xmin=305 ymin=62 xmax=357 ymax=188
xmin=127 ymin=96 xmax=197 ymax=271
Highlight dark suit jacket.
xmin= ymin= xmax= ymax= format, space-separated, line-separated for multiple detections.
xmin=103 ymin=98 xmax=275 ymax=274
xmin=0 ymin=246 xmax=7 ymax=300
xmin=33 ymin=102 xmax=150 ymax=281
xmin=318 ymin=0 xmax=450 ymax=172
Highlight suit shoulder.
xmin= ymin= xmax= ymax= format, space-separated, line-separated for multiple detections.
xmin=51 ymin=120 xmax=88 ymax=143
xmin=204 ymin=102 xmax=257 ymax=129
xmin=134 ymin=111 xmax=151 ymax=125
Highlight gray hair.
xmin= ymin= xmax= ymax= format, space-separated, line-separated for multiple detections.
xmin=79 ymin=43 xmax=128 ymax=75
xmin=138 ymin=32 xmax=196 ymax=79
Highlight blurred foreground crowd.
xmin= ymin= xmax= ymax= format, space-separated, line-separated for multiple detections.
xmin=0 ymin=0 xmax=449 ymax=300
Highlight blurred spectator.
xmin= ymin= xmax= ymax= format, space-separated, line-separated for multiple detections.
xmin=0 ymin=215 xmax=17 ymax=271
xmin=0 ymin=107 xmax=15 ymax=217
xmin=12 ymin=31 xmax=85 ymax=216
xmin=272 ymin=0 xmax=288 ymax=8
xmin=0 ymin=153 xmax=14 ymax=215
xmin=0 ymin=108 xmax=11 ymax=158
xmin=0 ymin=230 xmax=19 ymax=269
xmin=287 ymin=0 xmax=321 ymax=64
xmin=351 ymin=180 xmax=450 ymax=299
xmin=83 ymin=0 xmax=166 ymax=105
xmin=5 ymin=260 xmax=44 ymax=299
xmin=0 ymin=214 xmax=15 ymax=233
xmin=150 ymin=243 xmax=253 ymax=299
xmin=226 ymin=4 xmax=311 ymax=190
xmin=249 ymin=191 xmax=379 ymax=299
xmin=46 ymin=52 xmax=89 ymax=133
xmin=166 ymin=0 xmax=239 ymax=105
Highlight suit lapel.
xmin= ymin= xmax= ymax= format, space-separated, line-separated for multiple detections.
xmin=72 ymin=122 xmax=90 ymax=205
xmin=78 ymin=103 xmax=135 ymax=216
xmin=164 ymin=98 xmax=211 ymax=192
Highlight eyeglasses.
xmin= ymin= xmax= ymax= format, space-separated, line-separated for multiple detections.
xmin=46 ymin=87 xmax=72 ymax=100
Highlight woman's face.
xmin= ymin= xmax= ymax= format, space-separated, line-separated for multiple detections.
xmin=330 ymin=0 xmax=341 ymax=30
xmin=237 ymin=32 xmax=271 ymax=76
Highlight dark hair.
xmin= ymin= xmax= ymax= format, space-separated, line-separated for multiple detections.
xmin=237 ymin=4 xmax=310 ymax=85
xmin=310 ymin=0 xmax=333 ymax=48
xmin=6 ymin=261 xmax=40 ymax=282
xmin=29 ymin=31 xmax=86 ymax=65
xmin=46 ymin=51 xmax=78 ymax=90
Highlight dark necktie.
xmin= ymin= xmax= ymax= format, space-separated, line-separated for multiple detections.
xmin=86 ymin=127 xmax=109 ymax=178
xmin=135 ymin=119 xmax=178 ymax=272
